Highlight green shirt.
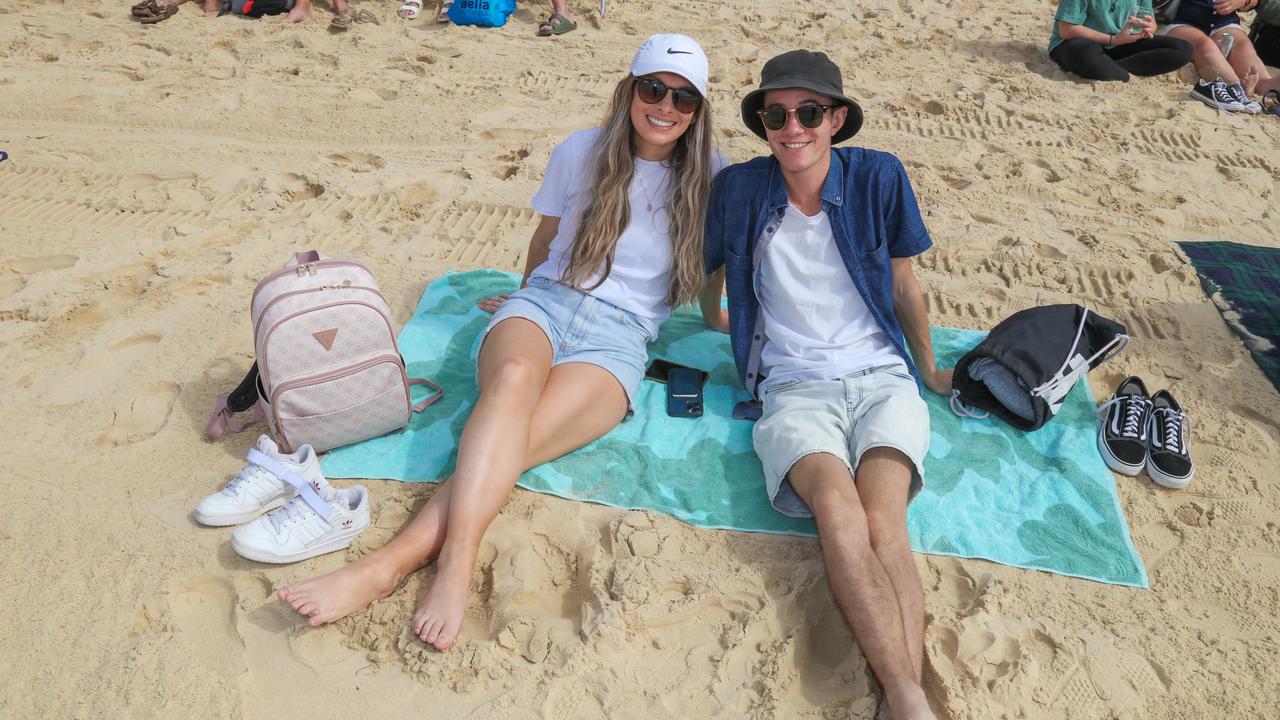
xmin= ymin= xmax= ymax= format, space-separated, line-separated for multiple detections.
xmin=1256 ymin=0 xmax=1280 ymax=27
xmin=1048 ymin=0 xmax=1154 ymax=53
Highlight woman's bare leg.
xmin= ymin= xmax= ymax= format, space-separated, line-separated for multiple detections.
xmin=1216 ymin=27 xmax=1271 ymax=95
xmin=278 ymin=319 xmax=554 ymax=625
xmin=410 ymin=360 xmax=628 ymax=649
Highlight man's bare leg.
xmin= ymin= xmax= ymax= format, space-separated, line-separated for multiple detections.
xmin=284 ymin=0 xmax=313 ymax=22
xmin=856 ymin=447 xmax=926 ymax=682
xmin=411 ymin=359 xmax=628 ymax=649
xmin=789 ymin=453 xmax=935 ymax=720
xmin=1169 ymin=26 xmax=1240 ymax=84
xmin=1216 ymin=27 xmax=1271 ymax=95
xmin=278 ymin=319 xmax=554 ymax=625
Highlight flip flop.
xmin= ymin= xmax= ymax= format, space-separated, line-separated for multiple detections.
xmin=536 ymin=11 xmax=576 ymax=36
xmin=436 ymin=0 xmax=453 ymax=22
xmin=139 ymin=3 xmax=178 ymax=23
xmin=355 ymin=8 xmax=379 ymax=23
xmin=398 ymin=0 xmax=422 ymax=19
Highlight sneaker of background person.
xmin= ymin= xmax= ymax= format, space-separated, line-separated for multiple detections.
xmin=1225 ymin=82 xmax=1262 ymax=114
xmin=195 ymin=435 xmax=325 ymax=526
xmin=230 ymin=484 xmax=371 ymax=564
xmin=1096 ymin=376 xmax=1153 ymax=476
xmin=1146 ymin=389 xmax=1194 ymax=489
xmin=1190 ymin=79 xmax=1251 ymax=112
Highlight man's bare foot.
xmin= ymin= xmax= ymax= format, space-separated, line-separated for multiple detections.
xmin=278 ymin=556 xmax=403 ymax=626
xmin=884 ymin=684 xmax=937 ymax=720
xmin=1244 ymin=67 xmax=1261 ymax=96
xmin=283 ymin=5 xmax=313 ymax=22
xmin=333 ymin=0 xmax=349 ymax=13
xmin=409 ymin=559 xmax=471 ymax=650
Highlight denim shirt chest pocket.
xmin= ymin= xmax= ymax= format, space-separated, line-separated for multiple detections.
xmin=834 ymin=208 xmax=891 ymax=304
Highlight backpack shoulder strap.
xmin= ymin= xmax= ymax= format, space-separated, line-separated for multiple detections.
xmin=408 ymin=377 xmax=444 ymax=412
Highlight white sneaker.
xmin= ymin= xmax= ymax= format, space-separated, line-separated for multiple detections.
xmin=194 ymin=435 xmax=325 ymax=527
xmin=230 ymin=484 xmax=370 ymax=564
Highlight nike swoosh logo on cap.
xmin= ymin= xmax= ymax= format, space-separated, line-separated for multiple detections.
xmin=666 ymin=49 xmax=692 ymax=54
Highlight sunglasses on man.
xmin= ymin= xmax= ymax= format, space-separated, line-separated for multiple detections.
xmin=756 ymin=104 xmax=837 ymax=131
xmin=635 ymin=75 xmax=703 ymax=115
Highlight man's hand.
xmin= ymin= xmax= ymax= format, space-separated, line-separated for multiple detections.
xmin=476 ymin=295 xmax=509 ymax=313
xmin=1213 ymin=0 xmax=1245 ymax=14
xmin=921 ymin=366 xmax=954 ymax=396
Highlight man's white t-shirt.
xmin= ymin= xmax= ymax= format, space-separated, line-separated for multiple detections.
xmin=758 ymin=204 xmax=902 ymax=391
xmin=530 ymin=128 xmax=727 ymax=338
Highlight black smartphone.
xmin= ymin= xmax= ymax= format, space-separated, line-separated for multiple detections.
xmin=646 ymin=358 xmax=707 ymax=384
xmin=666 ymin=367 xmax=704 ymax=418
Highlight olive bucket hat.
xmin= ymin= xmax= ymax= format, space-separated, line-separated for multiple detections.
xmin=740 ymin=49 xmax=863 ymax=144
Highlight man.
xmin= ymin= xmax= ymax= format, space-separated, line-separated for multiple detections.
xmin=703 ymin=50 xmax=950 ymax=720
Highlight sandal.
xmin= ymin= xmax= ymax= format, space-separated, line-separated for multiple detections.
xmin=536 ymin=11 xmax=576 ymax=36
xmin=1264 ymin=90 xmax=1280 ymax=118
xmin=130 ymin=0 xmax=159 ymax=16
xmin=398 ymin=0 xmax=423 ymax=19
xmin=139 ymin=2 xmax=178 ymax=23
xmin=355 ymin=8 xmax=379 ymax=23
xmin=330 ymin=7 xmax=355 ymax=28
xmin=436 ymin=0 xmax=453 ymax=23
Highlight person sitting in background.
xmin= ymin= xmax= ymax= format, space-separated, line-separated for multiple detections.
xmin=1158 ymin=0 xmax=1279 ymax=112
xmin=1048 ymin=0 xmax=1193 ymax=82
xmin=1249 ymin=0 xmax=1280 ymax=67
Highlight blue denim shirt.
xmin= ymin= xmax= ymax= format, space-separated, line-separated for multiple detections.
xmin=703 ymin=147 xmax=933 ymax=400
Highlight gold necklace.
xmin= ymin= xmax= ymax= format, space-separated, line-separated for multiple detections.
xmin=635 ymin=167 xmax=665 ymax=213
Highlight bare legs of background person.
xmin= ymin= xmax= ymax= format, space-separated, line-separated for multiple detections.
xmin=788 ymin=449 xmax=935 ymax=720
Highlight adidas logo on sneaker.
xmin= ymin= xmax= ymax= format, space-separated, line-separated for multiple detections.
xmin=231 ymin=484 xmax=371 ymax=564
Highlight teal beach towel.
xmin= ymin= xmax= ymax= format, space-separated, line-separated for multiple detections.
xmin=322 ymin=271 xmax=1148 ymax=588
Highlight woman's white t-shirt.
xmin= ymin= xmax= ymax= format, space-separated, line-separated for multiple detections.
xmin=529 ymin=128 xmax=727 ymax=338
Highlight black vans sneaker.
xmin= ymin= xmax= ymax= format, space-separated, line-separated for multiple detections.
xmin=1147 ymin=390 xmax=1194 ymax=489
xmin=1097 ymin=376 xmax=1153 ymax=476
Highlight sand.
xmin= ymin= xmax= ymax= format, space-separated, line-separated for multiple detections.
xmin=2 ymin=0 xmax=1278 ymax=717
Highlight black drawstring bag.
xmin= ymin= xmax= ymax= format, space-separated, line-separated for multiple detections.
xmin=950 ymin=304 xmax=1128 ymax=431
xmin=219 ymin=0 xmax=295 ymax=17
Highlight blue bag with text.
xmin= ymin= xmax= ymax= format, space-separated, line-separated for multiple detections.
xmin=448 ymin=0 xmax=515 ymax=27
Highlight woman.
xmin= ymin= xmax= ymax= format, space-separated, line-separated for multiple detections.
xmin=1158 ymin=0 xmax=1278 ymax=112
xmin=278 ymin=33 xmax=728 ymax=651
xmin=1048 ymin=0 xmax=1193 ymax=82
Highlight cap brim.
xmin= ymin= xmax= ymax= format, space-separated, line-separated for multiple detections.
xmin=741 ymin=80 xmax=863 ymax=144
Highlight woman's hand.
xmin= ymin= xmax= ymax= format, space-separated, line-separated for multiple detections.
xmin=1213 ymin=0 xmax=1246 ymax=15
xmin=476 ymin=295 xmax=509 ymax=313
xmin=1136 ymin=14 xmax=1157 ymax=38
xmin=922 ymin=366 xmax=955 ymax=396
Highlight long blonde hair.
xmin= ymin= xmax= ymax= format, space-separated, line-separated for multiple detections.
xmin=561 ymin=75 xmax=715 ymax=307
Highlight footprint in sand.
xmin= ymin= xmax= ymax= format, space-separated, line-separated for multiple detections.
xmin=96 ymin=380 xmax=180 ymax=448
xmin=48 ymin=332 xmax=162 ymax=405
xmin=169 ymin=574 xmax=247 ymax=679
xmin=0 ymin=276 xmax=24 ymax=299
xmin=7 ymin=254 xmax=78 ymax=274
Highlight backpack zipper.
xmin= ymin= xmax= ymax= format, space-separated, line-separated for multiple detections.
xmin=270 ymin=353 xmax=411 ymax=447
xmin=258 ymin=299 xmax=398 ymax=390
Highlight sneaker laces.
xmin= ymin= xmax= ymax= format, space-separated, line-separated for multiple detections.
xmin=1155 ymin=408 xmax=1191 ymax=454
xmin=267 ymin=488 xmax=338 ymax=533
xmin=1097 ymin=394 xmax=1151 ymax=438
xmin=223 ymin=464 xmax=271 ymax=497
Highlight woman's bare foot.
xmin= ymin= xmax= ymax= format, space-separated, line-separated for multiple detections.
xmin=278 ymin=555 xmax=404 ymax=626
xmin=409 ymin=557 xmax=472 ymax=650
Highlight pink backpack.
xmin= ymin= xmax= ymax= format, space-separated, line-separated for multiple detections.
xmin=206 ymin=250 xmax=442 ymax=453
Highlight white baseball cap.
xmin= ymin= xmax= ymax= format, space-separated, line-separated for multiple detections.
xmin=629 ymin=33 xmax=708 ymax=97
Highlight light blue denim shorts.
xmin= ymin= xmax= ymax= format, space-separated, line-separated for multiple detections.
xmin=479 ymin=274 xmax=651 ymax=411
xmin=752 ymin=364 xmax=930 ymax=518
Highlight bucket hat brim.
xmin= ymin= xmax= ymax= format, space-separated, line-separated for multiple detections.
xmin=741 ymin=76 xmax=863 ymax=145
